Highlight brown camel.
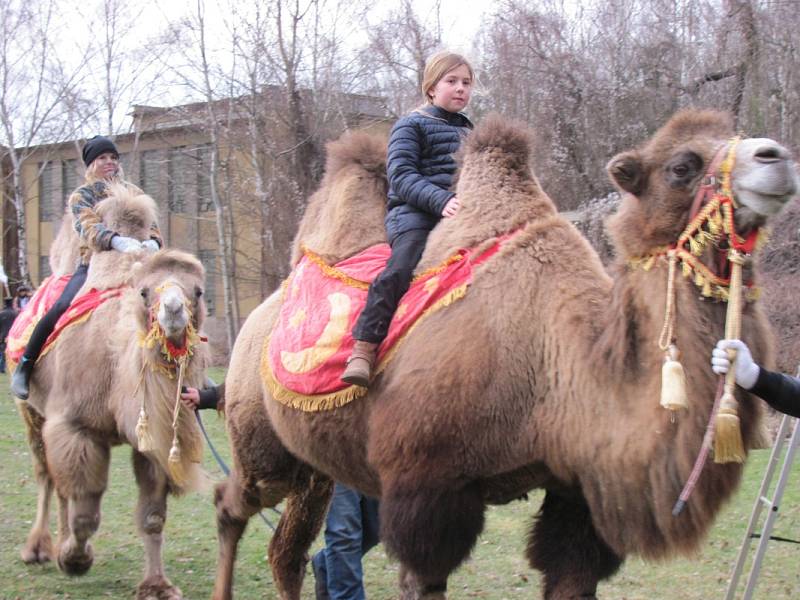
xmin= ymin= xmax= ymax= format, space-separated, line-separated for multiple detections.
xmin=15 ymin=185 xmax=210 ymax=600
xmin=213 ymin=112 xmax=798 ymax=599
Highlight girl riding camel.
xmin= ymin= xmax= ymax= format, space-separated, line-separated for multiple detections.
xmin=342 ymin=50 xmax=475 ymax=387
xmin=11 ymin=136 xmax=163 ymax=399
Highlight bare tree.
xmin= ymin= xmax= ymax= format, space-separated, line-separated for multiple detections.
xmin=0 ymin=0 xmax=90 ymax=284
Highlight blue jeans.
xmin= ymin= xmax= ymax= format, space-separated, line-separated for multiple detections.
xmin=312 ymin=483 xmax=380 ymax=600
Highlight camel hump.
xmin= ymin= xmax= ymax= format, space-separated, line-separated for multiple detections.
xmin=322 ymin=130 xmax=388 ymax=183
xmin=463 ymin=112 xmax=534 ymax=175
xmin=95 ymin=183 xmax=158 ymax=237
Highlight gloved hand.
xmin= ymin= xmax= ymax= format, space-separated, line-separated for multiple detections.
xmin=141 ymin=239 xmax=160 ymax=253
xmin=711 ymin=339 xmax=760 ymax=390
xmin=110 ymin=235 xmax=143 ymax=253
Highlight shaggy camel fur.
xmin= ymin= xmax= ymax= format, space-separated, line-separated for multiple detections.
xmin=214 ymin=113 xmax=798 ymax=599
xmin=16 ymin=186 xmax=209 ymax=600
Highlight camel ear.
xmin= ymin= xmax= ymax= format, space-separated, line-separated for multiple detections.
xmin=607 ymin=152 xmax=646 ymax=196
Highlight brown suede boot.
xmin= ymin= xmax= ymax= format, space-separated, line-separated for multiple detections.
xmin=341 ymin=341 xmax=378 ymax=387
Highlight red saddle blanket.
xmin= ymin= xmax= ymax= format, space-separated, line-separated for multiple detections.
xmin=261 ymin=233 xmax=519 ymax=412
xmin=6 ymin=274 xmax=124 ymax=369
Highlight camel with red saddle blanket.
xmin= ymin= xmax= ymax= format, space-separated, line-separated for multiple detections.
xmin=14 ymin=185 xmax=210 ymax=600
xmin=214 ymin=112 xmax=798 ymax=599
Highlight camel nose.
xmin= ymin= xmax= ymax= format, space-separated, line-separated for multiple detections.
xmin=753 ymin=145 xmax=788 ymax=164
xmin=163 ymin=294 xmax=183 ymax=315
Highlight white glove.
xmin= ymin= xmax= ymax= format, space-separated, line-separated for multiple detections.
xmin=711 ymin=339 xmax=760 ymax=390
xmin=141 ymin=239 xmax=160 ymax=253
xmin=111 ymin=235 xmax=143 ymax=253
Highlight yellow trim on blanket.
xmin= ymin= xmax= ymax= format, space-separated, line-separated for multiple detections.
xmin=302 ymin=246 xmax=371 ymax=290
xmin=261 ymin=335 xmax=369 ymax=411
xmin=412 ymin=252 xmax=465 ymax=282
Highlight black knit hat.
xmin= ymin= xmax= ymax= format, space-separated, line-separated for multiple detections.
xmin=82 ymin=135 xmax=119 ymax=167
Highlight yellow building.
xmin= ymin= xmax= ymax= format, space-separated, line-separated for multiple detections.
xmin=1 ymin=91 xmax=387 ymax=359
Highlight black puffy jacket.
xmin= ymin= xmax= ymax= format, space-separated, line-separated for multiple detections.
xmin=384 ymin=104 xmax=473 ymax=243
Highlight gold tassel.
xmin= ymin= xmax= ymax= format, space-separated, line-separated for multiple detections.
xmin=168 ymin=436 xmax=188 ymax=486
xmin=715 ymin=249 xmax=746 ymax=463
xmin=135 ymin=407 xmax=155 ymax=452
xmin=167 ymin=357 xmax=189 ymax=485
xmin=660 ymin=344 xmax=689 ymax=411
xmin=132 ymin=361 xmax=152 ymax=451
xmin=714 ymin=391 xmax=745 ymax=463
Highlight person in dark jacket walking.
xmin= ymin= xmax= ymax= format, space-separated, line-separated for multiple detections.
xmin=0 ymin=297 xmax=18 ymax=373
xmin=711 ymin=339 xmax=800 ymax=419
xmin=11 ymin=136 xmax=163 ymax=400
xmin=341 ymin=50 xmax=475 ymax=387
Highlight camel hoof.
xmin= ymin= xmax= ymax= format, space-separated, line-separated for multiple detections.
xmin=57 ymin=542 xmax=94 ymax=576
xmin=21 ymin=535 xmax=54 ymax=564
xmin=137 ymin=576 xmax=183 ymax=600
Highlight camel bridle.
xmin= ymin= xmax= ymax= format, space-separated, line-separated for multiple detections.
xmin=134 ymin=282 xmax=204 ymax=487
xmin=625 ymin=137 xmax=764 ymax=519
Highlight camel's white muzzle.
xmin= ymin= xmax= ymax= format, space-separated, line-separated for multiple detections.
xmin=157 ymin=284 xmax=190 ymax=339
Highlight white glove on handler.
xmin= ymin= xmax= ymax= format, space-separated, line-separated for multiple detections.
xmin=141 ymin=239 xmax=160 ymax=253
xmin=711 ymin=339 xmax=760 ymax=390
xmin=110 ymin=235 xmax=143 ymax=253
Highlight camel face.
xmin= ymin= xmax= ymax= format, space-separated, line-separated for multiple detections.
xmin=134 ymin=250 xmax=206 ymax=347
xmin=607 ymin=110 xmax=797 ymax=257
xmin=732 ymin=137 xmax=799 ymax=227
xmin=156 ymin=280 xmax=191 ymax=339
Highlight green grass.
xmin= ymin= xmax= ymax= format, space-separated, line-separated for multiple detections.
xmin=1 ymin=368 xmax=798 ymax=599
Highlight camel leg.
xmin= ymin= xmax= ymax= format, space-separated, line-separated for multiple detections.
xmin=132 ymin=450 xmax=182 ymax=600
xmin=43 ymin=416 xmax=109 ymax=576
xmin=17 ymin=401 xmax=55 ymax=564
xmin=268 ymin=468 xmax=333 ymax=600
xmin=527 ymin=490 xmax=622 ymax=599
xmin=212 ymin=470 xmax=272 ymax=600
xmin=381 ymin=479 xmax=486 ymax=599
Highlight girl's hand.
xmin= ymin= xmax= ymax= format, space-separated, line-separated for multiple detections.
xmin=442 ymin=196 xmax=461 ymax=218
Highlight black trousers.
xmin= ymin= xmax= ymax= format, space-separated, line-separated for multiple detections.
xmin=353 ymin=229 xmax=430 ymax=344
xmin=22 ymin=263 xmax=89 ymax=363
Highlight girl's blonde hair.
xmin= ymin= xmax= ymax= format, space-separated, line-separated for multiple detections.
xmin=420 ymin=51 xmax=474 ymax=103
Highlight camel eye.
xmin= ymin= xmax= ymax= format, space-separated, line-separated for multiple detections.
xmin=194 ymin=287 xmax=204 ymax=298
xmin=665 ymin=151 xmax=702 ymax=188
xmin=672 ymin=164 xmax=689 ymax=177
xmin=140 ymin=288 xmax=149 ymax=301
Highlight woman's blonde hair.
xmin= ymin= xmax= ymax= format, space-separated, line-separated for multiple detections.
xmin=420 ymin=51 xmax=474 ymax=103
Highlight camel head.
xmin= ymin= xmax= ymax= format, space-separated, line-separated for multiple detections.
xmin=133 ymin=250 xmax=206 ymax=349
xmin=606 ymin=109 xmax=798 ymax=259
xmin=290 ymin=130 xmax=389 ymax=265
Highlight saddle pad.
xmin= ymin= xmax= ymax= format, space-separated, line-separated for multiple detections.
xmin=6 ymin=274 xmax=124 ymax=369
xmin=261 ymin=243 xmax=473 ymax=411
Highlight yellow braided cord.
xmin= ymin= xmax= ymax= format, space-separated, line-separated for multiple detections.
xmin=718 ymin=137 xmax=740 ymax=201
xmin=657 ymin=252 xmax=678 ymax=351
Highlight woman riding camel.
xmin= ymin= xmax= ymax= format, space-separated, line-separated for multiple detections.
xmin=11 ymin=135 xmax=163 ymax=399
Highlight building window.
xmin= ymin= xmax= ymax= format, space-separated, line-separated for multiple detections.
xmin=198 ymin=249 xmax=216 ymax=317
xmin=168 ymin=144 xmax=213 ymax=214
xmin=61 ymin=158 xmax=81 ymax=200
xmin=39 ymin=255 xmax=52 ymax=279
xmin=196 ymin=145 xmax=213 ymax=212
xmin=38 ymin=162 xmax=56 ymax=222
xmin=168 ymin=147 xmax=188 ymax=213
xmin=139 ymin=150 xmax=160 ymax=197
